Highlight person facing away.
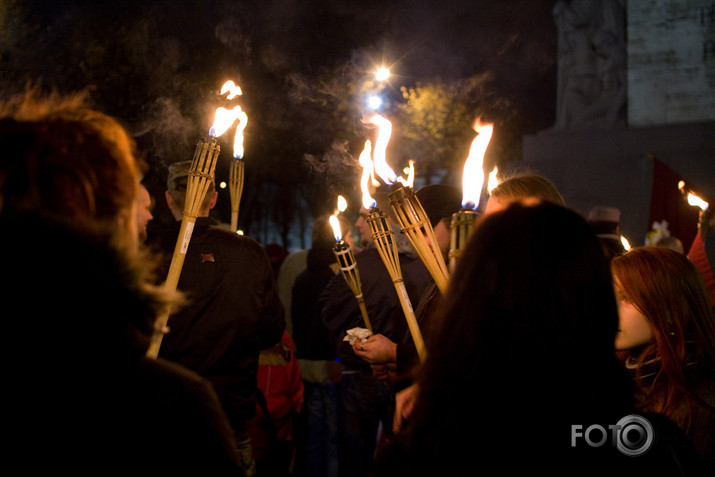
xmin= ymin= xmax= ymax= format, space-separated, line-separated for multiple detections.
xmin=0 ymin=91 xmax=242 ymax=475
xmin=375 ymin=201 xmax=702 ymax=477
xmin=384 ymin=173 xmax=569 ymax=434
xmin=611 ymin=246 xmax=715 ymax=472
xmin=483 ymin=169 xmax=566 ymax=215
xmin=149 ymin=159 xmax=285 ymax=476
xmin=320 ymin=189 xmax=433 ymax=477
xmin=291 ymin=213 xmax=354 ymax=477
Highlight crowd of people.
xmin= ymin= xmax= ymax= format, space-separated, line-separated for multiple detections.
xmin=1 ymin=90 xmax=714 ymax=477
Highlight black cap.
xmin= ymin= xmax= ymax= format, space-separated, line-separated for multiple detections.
xmin=415 ymin=184 xmax=463 ymax=227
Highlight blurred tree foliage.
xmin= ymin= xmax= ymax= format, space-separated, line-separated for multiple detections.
xmin=0 ymin=0 xmax=556 ymax=248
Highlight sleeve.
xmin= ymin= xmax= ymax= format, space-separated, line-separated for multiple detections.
xmin=319 ymin=271 xmax=361 ymax=339
xmin=253 ymin=241 xmax=287 ymax=350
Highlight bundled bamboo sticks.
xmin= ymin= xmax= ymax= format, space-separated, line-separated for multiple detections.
xmin=388 ymin=183 xmax=449 ymax=294
xmin=229 ymin=158 xmax=244 ymax=232
xmin=367 ymin=207 xmax=426 ymax=362
xmin=448 ymin=209 xmax=478 ymax=273
xmin=146 ymin=137 xmax=220 ymax=358
xmin=333 ymin=240 xmax=372 ymax=332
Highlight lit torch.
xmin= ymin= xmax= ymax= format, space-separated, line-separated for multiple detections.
xmin=679 ymin=180 xmax=711 ymax=240
xmin=330 ymin=196 xmax=372 ymax=332
xmin=229 ymin=109 xmax=248 ymax=232
xmin=367 ymin=114 xmax=450 ymax=295
xmin=449 ymin=119 xmax=494 ymax=272
xmin=360 ymin=118 xmax=426 ymax=361
xmin=147 ymin=89 xmax=243 ymax=359
xmin=217 ymin=81 xmax=248 ymax=233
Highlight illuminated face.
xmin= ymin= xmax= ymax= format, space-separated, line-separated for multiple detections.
xmin=134 ymin=184 xmax=154 ymax=242
xmin=614 ymin=283 xmax=653 ymax=350
xmin=355 ymin=207 xmax=373 ymax=247
xmin=433 ymin=219 xmax=451 ymax=260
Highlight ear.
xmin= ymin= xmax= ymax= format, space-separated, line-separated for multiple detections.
xmin=164 ymin=190 xmax=176 ymax=210
xmin=207 ymin=191 xmax=218 ymax=210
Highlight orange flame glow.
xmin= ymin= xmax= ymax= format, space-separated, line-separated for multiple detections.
xmin=369 ymin=114 xmax=397 ymax=185
xmin=329 ymin=214 xmax=342 ymax=242
xmin=461 ymin=119 xmax=494 ymax=209
xmin=678 ymin=181 xmax=710 ymax=210
xmin=220 ymin=80 xmax=243 ymax=100
xmin=233 ymin=109 xmax=248 ymax=159
xmin=329 ymin=195 xmax=348 ymax=242
xmin=209 ymin=106 xmax=242 ymax=138
xmin=487 ymin=166 xmax=499 ymax=194
xmin=403 ymin=160 xmax=415 ymax=189
xmin=358 ymin=140 xmax=377 ymax=209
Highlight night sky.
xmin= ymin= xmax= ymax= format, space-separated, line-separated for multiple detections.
xmin=0 ymin=0 xmax=558 ymax=247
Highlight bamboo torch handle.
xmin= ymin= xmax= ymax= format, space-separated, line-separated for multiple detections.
xmin=393 ymin=280 xmax=426 ymax=362
xmin=355 ymin=293 xmax=372 ymax=333
xmin=146 ymin=215 xmax=197 ymax=358
xmin=230 ymin=211 xmax=239 ymax=233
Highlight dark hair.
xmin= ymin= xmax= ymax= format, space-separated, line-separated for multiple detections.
xmin=395 ymin=201 xmax=632 ymax=475
xmin=611 ymin=246 xmax=715 ymax=431
xmin=1 ymin=212 xmax=179 ymax=360
xmin=0 ymin=91 xmax=140 ymax=245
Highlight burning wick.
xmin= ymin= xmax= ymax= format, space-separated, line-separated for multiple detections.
xmin=330 ymin=197 xmax=372 ymax=332
xmin=147 ymin=82 xmax=244 ymax=359
xmin=449 ymin=119 xmax=494 ymax=272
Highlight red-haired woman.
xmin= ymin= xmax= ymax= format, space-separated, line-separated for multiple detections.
xmin=612 ymin=246 xmax=715 ymax=472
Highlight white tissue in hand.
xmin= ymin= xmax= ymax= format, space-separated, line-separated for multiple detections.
xmin=343 ymin=327 xmax=372 ymax=345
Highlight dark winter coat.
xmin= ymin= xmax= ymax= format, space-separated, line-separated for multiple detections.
xmin=1 ymin=213 xmax=242 ymax=476
xmin=154 ymin=217 xmax=285 ymax=430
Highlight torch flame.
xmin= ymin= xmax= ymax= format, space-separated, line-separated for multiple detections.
xmin=620 ymin=235 xmax=631 ymax=251
xmin=678 ymin=181 xmax=710 ymax=211
xmin=337 ymin=195 xmax=348 ymax=213
xmin=220 ymin=80 xmax=243 ymax=100
xmin=487 ymin=166 xmax=499 ymax=194
xmin=359 ymin=140 xmax=377 ymax=209
xmin=461 ymin=119 xmax=494 ymax=209
xmin=369 ymin=114 xmax=397 ymax=185
xmin=688 ymin=193 xmax=709 ymax=211
xmin=233 ymin=109 xmax=248 ymax=159
xmin=329 ymin=195 xmax=348 ymax=242
xmin=403 ymin=160 xmax=415 ymax=189
xmin=209 ymin=106 xmax=242 ymax=138
xmin=329 ymin=214 xmax=342 ymax=242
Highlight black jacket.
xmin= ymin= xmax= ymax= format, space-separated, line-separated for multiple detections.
xmin=320 ymin=244 xmax=432 ymax=370
xmin=154 ymin=217 xmax=285 ymax=429
xmin=1 ymin=213 xmax=242 ymax=476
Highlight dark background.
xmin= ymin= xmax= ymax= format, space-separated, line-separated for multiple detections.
xmin=0 ymin=0 xmax=558 ymax=248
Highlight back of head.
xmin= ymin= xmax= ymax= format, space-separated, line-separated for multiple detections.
xmin=165 ymin=159 xmax=216 ymax=212
xmin=415 ymin=183 xmax=462 ymax=227
xmin=442 ymin=200 xmax=620 ymax=378
xmin=490 ymin=170 xmax=566 ymax=206
xmin=0 ymin=91 xmax=140 ymax=244
xmin=311 ymin=214 xmax=351 ymax=250
xmin=403 ymin=201 xmax=632 ymax=474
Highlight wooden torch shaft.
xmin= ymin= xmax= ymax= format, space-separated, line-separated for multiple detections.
xmin=393 ymin=280 xmax=426 ymax=362
xmin=146 ymin=215 xmax=197 ymax=358
xmin=355 ymin=293 xmax=372 ymax=332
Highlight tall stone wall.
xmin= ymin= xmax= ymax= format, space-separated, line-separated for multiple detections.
xmin=628 ymin=1 xmax=715 ymax=125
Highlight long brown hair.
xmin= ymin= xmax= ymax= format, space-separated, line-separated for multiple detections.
xmin=611 ymin=246 xmax=715 ymax=431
